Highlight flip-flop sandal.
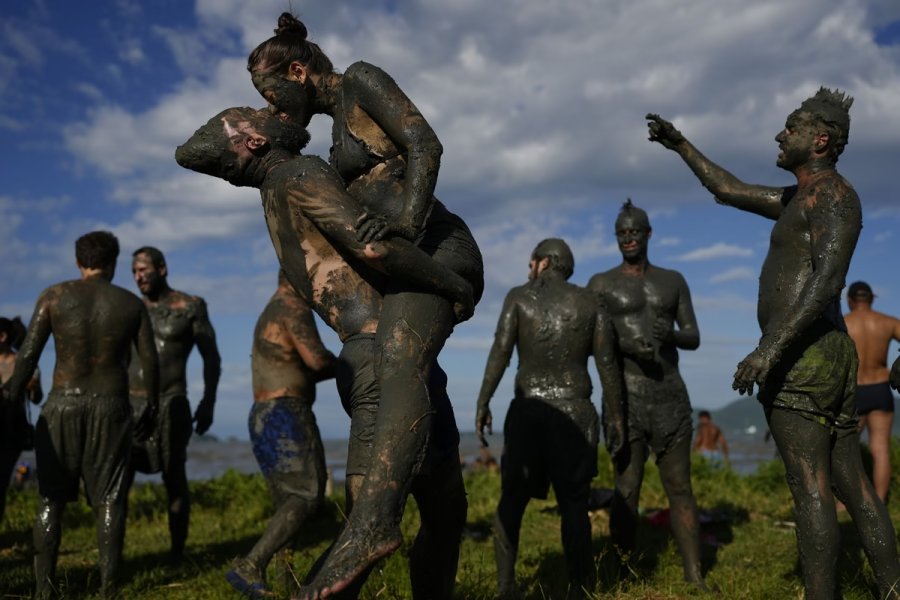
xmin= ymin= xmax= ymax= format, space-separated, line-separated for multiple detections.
xmin=226 ymin=569 xmax=274 ymax=599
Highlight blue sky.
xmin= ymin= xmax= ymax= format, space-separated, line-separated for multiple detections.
xmin=2 ymin=0 xmax=900 ymax=441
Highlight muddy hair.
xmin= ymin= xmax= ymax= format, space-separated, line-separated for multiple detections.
xmin=799 ymin=87 xmax=853 ymax=162
xmin=133 ymin=246 xmax=166 ymax=270
xmin=75 ymin=230 xmax=119 ymax=269
xmin=615 ymin=198 xmax=651 ymax=231
xmin=247 ymin=12 xmax=334 ymax=76
xmin=532 ymin=238 xmax=575 ymax=280
xmin=0 ymin=316 xmax=27 ymax=350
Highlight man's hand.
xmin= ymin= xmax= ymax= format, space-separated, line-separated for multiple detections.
xmin=732 ymin=346 xmax=776 ymax=396
xmin=624 ymin=337 xmax=656 ymax=363
xmin=476 ymin=403 xmax=493 ymax=447
xmin=356 ymin=212 xmax=418 ymax=243
xmin=133 ymin=402 xmax=157 ymax=443
xmin=890 ymin=354 xmax=900 ymax=393
xmin=652 ymin=315 xmax=675 ymax=345
xmin=646 ymin=113 xmax=686 ymax=150
xmin=193 ymin=396 xmax=215 ymax=435
xmin=604 ymin=417 xmax=626 ymax=460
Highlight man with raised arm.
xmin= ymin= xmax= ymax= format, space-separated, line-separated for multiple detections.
xmin=5 ymin=231 xmax=158 ymax=599
xmin=587 ymin=200 xmax=704 ymax=588
xmin=128 ymin=246 xmax=221 ymax=563
xmin=227 ymin=270 xmax=337 ymax=597
xmin=647 ymin=88 xmax=900 ymax=598
xmin=475 ymin=239 xmax=624 ymax=598
xmin=844 ymin=281 xmax=900 ymax=502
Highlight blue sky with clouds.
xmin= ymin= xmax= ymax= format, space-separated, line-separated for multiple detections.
xmin=2 ymin=0 xmax=900 ymax=441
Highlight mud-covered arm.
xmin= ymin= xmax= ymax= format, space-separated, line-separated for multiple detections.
xmin=646 ymin=113 xmax=788 ymax=220
xmin=25 ymin=367 xmax=43 ymax=405
xmin=346 ymin=62 xmax=442 ymax=239
xmin=286 ymin=305 xmax=338 ymax=383
xmin=7 ymin=292 xmax=53 ymax=402
xmin=667 ymin=274 xmax=700 ymax=350
xmin=192 ymin=299 xmax=221 ymax=434
xmin=890 ymin=353 xmax=900 ymax=392
xmin=475 ymin=292 xmax=518 ymax=444
xmin=734 ymin=187 xmax=861 ymax=393
xmin=593 ymin=309 xmax=625 ymax=458
xmin=133 ymin=307 xmax=159 ymax=441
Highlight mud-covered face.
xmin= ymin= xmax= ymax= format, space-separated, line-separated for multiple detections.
xmin=132 ymin=253 xmax=164 ymax=296
xmin=616 ymin=216 xmax=651 ymax=261
xmin=775 ymin=110 xmax=817 ymax=171
xmin=251 ymin=69 xmax=313 ymax=125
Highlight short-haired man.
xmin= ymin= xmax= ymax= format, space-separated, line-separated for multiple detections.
xmin=129 ymin=246 xmax=221 ymax=562
xmin=6 ymin=231 xmax=158 ymax=598
xmin=588 ymin=200 xmax=705 ymax=588
xmin=647 ymin=88 xmax=900 ymax=598
xmin=476 ymin=239 xmax=624 ymax=598
xmin=227 ymin=270 xmax=337 ymax=597
xmin=844 ymin=280 xmax=900 ymax=501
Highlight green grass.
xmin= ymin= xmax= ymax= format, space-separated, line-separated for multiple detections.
xmin=1 ymin=444 xmax=896 ymax=599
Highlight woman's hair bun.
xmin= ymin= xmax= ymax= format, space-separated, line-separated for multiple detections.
xmin=275 ymin=12 xmax=308 ymax=39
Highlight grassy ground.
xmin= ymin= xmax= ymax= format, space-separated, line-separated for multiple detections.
xmin=0 ymin=445 xmax=896 ymax=599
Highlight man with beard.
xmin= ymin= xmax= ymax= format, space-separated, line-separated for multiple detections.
xmin=176 ymin=106 xmax=480 ymax=599
xmin=6 ymin=231 xmax=158 ymax=598
xmin=588 ymin=200 xmax=705 ymax=588
xmin=647 ymin=88 xmax=900 ymax=598
xmin=128 ymin=246 xmax=221 ymax=563
xmin=476 ymin=239 xmax=624 ymax=598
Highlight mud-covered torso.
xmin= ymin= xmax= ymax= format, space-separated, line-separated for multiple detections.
xmin=511 ymin=277 xmax=598 ymax=400
xmin=593 ymin=265 xmax=687 ymax=380
xmin=261 ymin=158 xmax=383 ymax=342
xmin=251 ymin=291 xmax=318 ymax=402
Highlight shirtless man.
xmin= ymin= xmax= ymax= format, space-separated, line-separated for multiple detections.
xmin=227 ymin=270 xmax=337 ymax=597
xmin=845 ymin=280 xmax=900 ymax=501
xmin=128 ymin=246 xmax=221 ymax=562
xmin=176 ymin=106 xmax=474 ymax=599
xmin=647 ymin=88 xmax=900 ymax=598
xmin=693 ymin=410 xmax=729 ymax=466
xmin=6 ymin=231 xmax=158 ymax=599
xmin=476 ymin=239 xmax=624 ymax=597
xmin=588 ymin=200 xmax=704 ymax=587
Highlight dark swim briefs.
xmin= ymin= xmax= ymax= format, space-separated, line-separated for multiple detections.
xmin=249 ymin=396 xmax=326 ymax=504
xmin=856 ymin=382 xmax=895 ymax=415
xmin=501 ymin=396 xmax=599 ymax=500
xmin=36 ymin=390 xmax=132 ymax=505
xmin=129 ymin=393 xmax=193 ymax=474
xmin=336 ymin=333 xmax=460 ymax=478
xmin=758 ymin=325 xmax=858 ymax=435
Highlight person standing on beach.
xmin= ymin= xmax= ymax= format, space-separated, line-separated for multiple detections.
xmin=476 ymin=239 xmax=624 ymax=598
xmin=588 ymin=200 xmax=705 ymax=588
xmin=693 ymin=410 xmax=729 ymax=466
xmin=5 ymin=231 xmax=158 ymax=598
xmin=647 ymin=87 xmax=900 ymax=599
xmin=844 ymin=280 xmax=900 ymax=501
xmin=226 ymin=270 xmax=337 ymax=597
xmin=128 ymin=246 xmax=221 ymax=563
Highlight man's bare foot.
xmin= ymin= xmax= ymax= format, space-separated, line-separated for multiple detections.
xmin=293 ymin=521 xmax=402 ymax=599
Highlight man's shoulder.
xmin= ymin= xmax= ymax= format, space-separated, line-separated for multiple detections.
xmin=164 ymin=290 xmax=208 ymax=317
xmin=647 ymin=264 xmax=686 ymax=281
xmin=586 ymin=268 xmax=619 ymax=291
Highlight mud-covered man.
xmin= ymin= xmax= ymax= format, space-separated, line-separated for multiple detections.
xmin=588 ymin=200 xmax=705 ymax=588
xmin=6 ymin=231 xmax=158 ymax=598
xmin=647 ymin=88 xmax=900 ymax=598
xmin=176 ymin=106 xmax=474 ymax=599
xmin=128 ymin=246 xmax=221 ymax=563
xmin=227 ymin=270 xmax=337 ymax=597
xmin=476 ymin=239 xmax=624 ymax=598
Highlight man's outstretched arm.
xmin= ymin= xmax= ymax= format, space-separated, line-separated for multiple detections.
xmin=646 ymin=113 xmax=789 ymax=220
xmin=475 ymin=293 xmax=518 ymax=446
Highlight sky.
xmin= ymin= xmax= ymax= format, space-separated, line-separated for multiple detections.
xmin=2 ymin=0 xmax=900 ymax=442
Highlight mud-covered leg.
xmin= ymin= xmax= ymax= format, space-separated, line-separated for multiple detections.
xmin=238 ymin=496 xmax=318 ymax=584
xmin=831 ymin=430 xmax=900 ymax=598
xmin=297 ymin=291 xmax=453 ymax=599
xmin=556 ymin=481 xmax=594 ymax=596
xmin=34 ymin=497 xmax=64 ymax=600
xmin=495 ymin=492 xmax=529 ymax=597
xmin=610 ymin=440 xmax=646 ymax=572
xmin=0 ymin=447 xmax=18 ymax=524
xmin=657 ymin=435 xmax=704 ymax=587
xmin=163 ymin=462 xmax=190 ymax=561
xmin=409 ymin=453 xmax=467 ymax=600
xmin=768 ymin=408 xmax=838 ymax=600
xmin=96 ymin=500 xmax=128 ymax=597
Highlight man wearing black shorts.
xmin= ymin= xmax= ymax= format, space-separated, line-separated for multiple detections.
xmin=476 ymin=239 xmax=624 ymax=598
xmin=845 ymin=280 xmax=900 ymax=501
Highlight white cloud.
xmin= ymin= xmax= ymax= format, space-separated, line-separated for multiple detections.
xmin=710 ymin=266 xmax=757 ymax=283
xmin=657 ymin=237 xmax=681 ymax=247
xmin=675 ymin=243 xmax=754 ymax=262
